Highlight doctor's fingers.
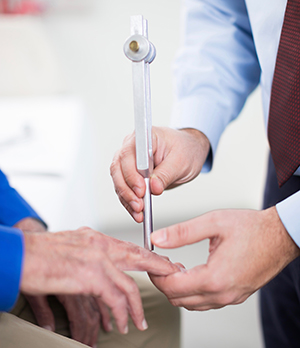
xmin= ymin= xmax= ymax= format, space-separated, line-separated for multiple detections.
xmin=119 ymin=194 xmax=143 ymax=223
xmin=168 ymin=294 xmax=236 ymax=311
xmin=149 ymin=264 xmax=223 ymax=298
xmin=150 ymin=266 xmax=248 ymax=310
xmin=151 ymin=214 xmax=218 ymax=249
xmin=165 ymin=281 xmax=248 ymax=311
xmin=96 ymin=261 xmax=146 ymax=334
xmin=110 ymin=149 xmax=144 ymax=219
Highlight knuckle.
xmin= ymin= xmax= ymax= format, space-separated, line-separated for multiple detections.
xmin=207 ymin=210 xmax=222 ymax=227
xmin=128 ymin=245 xmax=151 ymax=262
xmin=124 ymin=277 xmax=140 ymax=297
xmin=115 ymin=186 xmax=128 ymax=200
xmin=156 ymin=169 xmax=169 ymax=188
xmin=109 ymin=159 xmax=119 ymax=178
xmin=78 ymin=226 xmax=92 ymax=231
xmin=110 ymin=296 xmax=127 ymax=312
xmin=78 ymin=229 xmax=102 ymax=247
xmin=120 ymin=198 xmax=134 ymax=215
xmin=124 ymin=171 xmax=138 ymax=186
xmin=174 ymin=224 xmax=190 ymax=244
xmin=119 ymin=145 xmax=133 ymax=162
xmin=123 ymin=132 xmax=135 ymax=145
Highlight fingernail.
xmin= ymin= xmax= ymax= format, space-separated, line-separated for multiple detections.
xmin=133 ymin=186 xmax=143 ymax=197
xmin=130 ymin=200 xmax=140 ymax=212
xmin=123 ymin=325 xmax=129 ymax=334
xmin=93 ymin=345 xmax=97 ymax=348
xmin=43 ymin=325 xmax=53 ymax=331
xmin=142 ymin=319 xmax=148 ymax=330
xmin=151 ymin=230 xmax=167 ymax=245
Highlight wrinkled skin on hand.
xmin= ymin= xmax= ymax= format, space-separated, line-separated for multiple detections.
xmin=16 ymin=218 xmax=180 ymax=345
xmin=24 ymin=294 xmax=105 ymax=347
xmin=14 ymin=218 xmax=107 ymax=347
xmin=110 ymin=127 xmax=210 ymax=222
xmin=149 ymin=207 xmax=300 ymax=311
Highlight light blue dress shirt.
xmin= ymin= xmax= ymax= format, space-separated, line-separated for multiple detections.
xmin=170 ymin=0 xmax=300 ymax=246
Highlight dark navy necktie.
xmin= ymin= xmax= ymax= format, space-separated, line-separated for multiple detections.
xmin=268 ymin=0 xmax=300 ymax=187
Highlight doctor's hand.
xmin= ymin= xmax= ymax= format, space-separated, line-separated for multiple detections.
xmin=110 ymin=127 xmax=210 ymax=223
xmin=20 ymin=226 xmax=180 ymax=337
xmin=149 ymin=207 xmax=300 ymax=311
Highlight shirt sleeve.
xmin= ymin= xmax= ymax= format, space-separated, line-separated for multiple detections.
xmin=0 ymin=225 xmax=24 ymax=311
xmin=0 ymin=170 xmax=44 ymax=227
xmin=276 ymin=192 xmax=300 ymax=248
xmin=0 ymin=170 xmax=46 ymax=311
xmin=170 ymin=0 xmax=261 ymax=171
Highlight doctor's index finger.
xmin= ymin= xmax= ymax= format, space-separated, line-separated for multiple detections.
xmin=151 ymin=214 xmax=217 ymax=248
xmin=149 ymin=264 xmax=211 ymax=299
xmin=119 ymin=145 xmax=145 ymax=199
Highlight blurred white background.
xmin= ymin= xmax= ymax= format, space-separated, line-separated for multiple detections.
xmin=0 ymin=1 xmax=269 ymax=347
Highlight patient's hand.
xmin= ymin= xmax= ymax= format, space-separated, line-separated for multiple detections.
xmin=16 ymin=218 xmax=180 ymax=342
xmin=15 ymin=218 xmax=104 ymax=347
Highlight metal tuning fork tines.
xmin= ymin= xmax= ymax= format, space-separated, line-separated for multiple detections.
xmin=123 ymin=15 xmax=156 ymax=250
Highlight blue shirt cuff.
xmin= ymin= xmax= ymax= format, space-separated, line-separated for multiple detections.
xmin=0 ymin=226 xmax=24 ymax=312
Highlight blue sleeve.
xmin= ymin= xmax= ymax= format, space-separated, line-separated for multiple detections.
xmin=170 ymin=0 xmax=261 ymax=171
xmin=0 ymin=170 xmax=44 ymax=227
xmin=0 ymin=170 xmax=46 ymax=311
xmin=0 ymin=226 xmax=24 ymax=311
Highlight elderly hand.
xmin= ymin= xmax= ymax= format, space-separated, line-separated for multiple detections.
xmin=110 ymin=127 xmax=210 ymax=222
xmin=24 ymin=294 xmax=103 ymax=348
xmin=21 ymin=226 xmax=181 ymax=336
xmin=14 ymin=218 xmax=107 ymax=347
xmin=149 ymin=207 xmax=300 ymax=311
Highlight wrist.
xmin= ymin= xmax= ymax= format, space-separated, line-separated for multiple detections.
xmin=14 ymin=217 xmax=47 ymax=233
xmin=263 ymin=206 xmax=300 ymax=267
xmin=180 ymin=128 xmax=210 ymax=159
xmin=21 ymin=232 xmax=52 ymax=294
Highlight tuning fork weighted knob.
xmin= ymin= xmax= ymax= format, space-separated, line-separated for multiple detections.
xmin=124 ymin=34 xmax=156 ymax=64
